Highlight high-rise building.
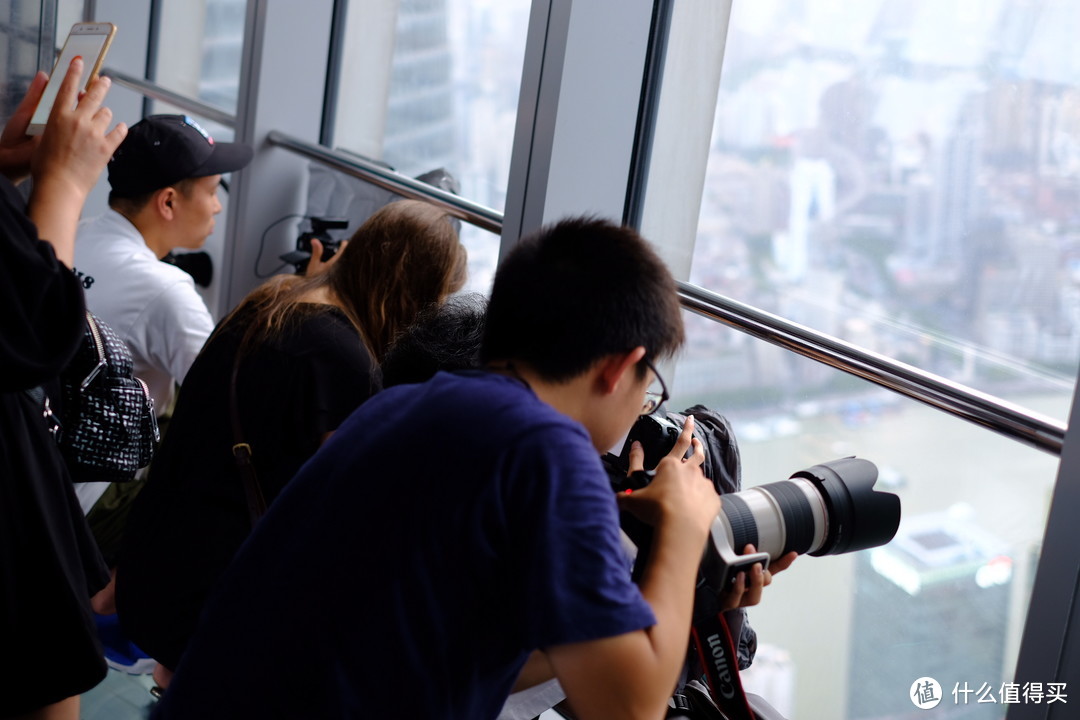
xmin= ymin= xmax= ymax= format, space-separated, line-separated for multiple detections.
xmin=198 ymin=0 xmax=246 ymax=110
xmin=848 ymin=510 xmax=1013 ymax=719
xmin=383 ymin=0 xmax=455 ymax=177
xmin=930 ymin=98 xmax=984 ymax=268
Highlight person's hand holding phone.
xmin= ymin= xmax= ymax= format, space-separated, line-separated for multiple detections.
xmin=32 ymin=56 xmax=126 ymax=200
xmin=28 ymin=22 xmax=116 ymax=135
xmin=27 ymin=56 xmax=127 ymax=265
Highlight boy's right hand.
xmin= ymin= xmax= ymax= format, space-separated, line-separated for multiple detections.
xmin=617 ymin=415 xmax=720 ymax=537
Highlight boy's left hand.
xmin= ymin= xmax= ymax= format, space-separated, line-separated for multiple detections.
xmin=720 ymin=545 xmax=797 ymax=611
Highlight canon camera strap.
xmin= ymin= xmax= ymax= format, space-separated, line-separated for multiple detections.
xmin=690 ymin=611 xmax=756 ymax=720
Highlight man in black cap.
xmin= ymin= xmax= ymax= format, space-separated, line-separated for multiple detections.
xmin=70 ymin=116 xmax=252 ymax=633
xmin=74 ymin=114 xmax=252 ymax=418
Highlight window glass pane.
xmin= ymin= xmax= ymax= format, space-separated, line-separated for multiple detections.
xmin=335 ymin=0 xmax=529 ymax=209
xmin=669 ymin=311 xmax=1062 ymax=719
xmin=692 ymin=0 xmax=1080 ymax=422
xmin=156 ymin=0 xmax=245 ymax=112
xmin=457 ymin=222 xmax=499 ymax=296
xmin=1 ymin=0 xmax=50 ymax=118
xmin=334 ymin=0 xmax=531 ymax=296
xmin=56 ymin=0 xmax=84 ymax=46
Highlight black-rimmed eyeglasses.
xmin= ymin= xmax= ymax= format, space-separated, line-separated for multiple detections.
xmin=641 ymin=357 xmax=669 ymax=416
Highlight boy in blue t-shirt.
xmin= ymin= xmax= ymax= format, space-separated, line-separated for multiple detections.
xmin=154 ymin=217 xmax=778 ymax=720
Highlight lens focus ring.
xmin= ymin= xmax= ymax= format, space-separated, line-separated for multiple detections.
xmin=721 ymin=492 xmax=758 ymax=553
xmin=762 ymin=481 xmax=816 ymax=556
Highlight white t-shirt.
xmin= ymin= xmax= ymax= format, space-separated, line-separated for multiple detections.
xmin=74 ymin=210 xmax=215 ymax=413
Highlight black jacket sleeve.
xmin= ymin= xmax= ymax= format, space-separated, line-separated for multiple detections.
xmin=0 ymin=178 xmax=85 ymax=391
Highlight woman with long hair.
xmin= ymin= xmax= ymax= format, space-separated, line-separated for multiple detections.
xmin=114 ymin=199 xmax=466 ymax=689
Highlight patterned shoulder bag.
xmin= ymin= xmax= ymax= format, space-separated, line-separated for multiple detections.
xmin=58 ymin=311 xmax=160 ymax=482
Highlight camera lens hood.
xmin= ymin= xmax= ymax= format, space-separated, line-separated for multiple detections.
xmin=790 ymin=457 xmax=900 ymax=557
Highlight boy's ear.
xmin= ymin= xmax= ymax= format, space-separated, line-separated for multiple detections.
xmin=154 ymin=187 xmax=177 ymax=219
xmin=596 ymin=346 xmax=647 ymax=396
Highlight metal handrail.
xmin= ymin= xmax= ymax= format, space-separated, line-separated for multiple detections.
xmin=104 ymin=66 xmax=237 ymax=128
xmin=679 ymin=283 xmax=1067 ymax=455
xmin=266 ymin=130 xmax=1068 ymax=456
xmin=266 ymin=131 xmax=504 ymax=234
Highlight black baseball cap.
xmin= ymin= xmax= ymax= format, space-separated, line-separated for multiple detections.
xmin=108 ymin=114 xmax=253 ymax=197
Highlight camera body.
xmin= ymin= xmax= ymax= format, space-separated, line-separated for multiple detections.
xmin=607 ymin=412 xmax=684 ymax=480
xmin=280 ymin=216 xmax=349 ymax=273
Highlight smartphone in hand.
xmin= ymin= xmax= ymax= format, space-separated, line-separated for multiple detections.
xmin=27 ymin=22 xmax=117 ymax=136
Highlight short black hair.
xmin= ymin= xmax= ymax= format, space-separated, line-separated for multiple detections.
xmin=107 ymin=177 xmax=198 ymax=213
xmin=481 ymin=217 xmax=684 ymax=382
xmin=381 ymin=294 xmax=487 ymax=388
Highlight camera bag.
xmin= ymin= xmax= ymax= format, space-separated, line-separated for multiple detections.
xmin=58 ymin=311 xmax=159 ymax=482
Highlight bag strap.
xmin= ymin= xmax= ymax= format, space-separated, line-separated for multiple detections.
xmin=230 ymin=353 xmax=267 ymax=529
xmin=81 ymin=311 xmax=108 ymax=389
xmin=690 ymin=611 xmax=757 ymax=720
xmin=23 ymin=386 xmax=63 ymax=441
